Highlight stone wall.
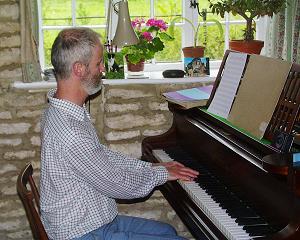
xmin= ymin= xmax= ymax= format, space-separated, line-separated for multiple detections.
xmin=0 ymin=0 xmax=213 ymax=239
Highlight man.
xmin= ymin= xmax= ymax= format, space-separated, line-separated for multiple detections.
xmin=40 ymin=27 xmax=199 ymax=240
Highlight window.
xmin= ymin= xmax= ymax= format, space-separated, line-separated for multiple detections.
xmin=38 ymin=0 xmax=266 ymax=71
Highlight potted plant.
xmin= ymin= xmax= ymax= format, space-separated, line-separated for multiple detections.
xmin=169 ymin=10 xmax=223 ymax=58
xmin=120 ymin=18 xmax=173 ymax=74
xmin=208 ymin=0 xmax=287 ymax=54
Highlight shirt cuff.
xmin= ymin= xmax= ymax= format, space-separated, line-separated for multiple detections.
xmin=152 ymin=166 xmax=168 ymax=185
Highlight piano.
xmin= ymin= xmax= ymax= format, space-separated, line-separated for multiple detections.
xmin=142 ymin=51 xmax=300 ymax=240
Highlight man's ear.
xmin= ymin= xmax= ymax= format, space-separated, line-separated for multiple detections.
xmin=72 ymin=62 xmax=86 ymax=77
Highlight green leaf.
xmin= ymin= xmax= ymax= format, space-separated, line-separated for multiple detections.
xmin=158 ymin=32 xmax=174 ymax=41
xmin=152 ymin=37 xmax=164 ymax=51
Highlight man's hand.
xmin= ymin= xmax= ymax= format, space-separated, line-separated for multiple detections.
xmin=154 ymin=161 xmax=199 ymax=181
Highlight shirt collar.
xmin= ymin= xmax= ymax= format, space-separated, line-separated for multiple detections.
xmin=47 ymin=89 xmax=90 ymax=121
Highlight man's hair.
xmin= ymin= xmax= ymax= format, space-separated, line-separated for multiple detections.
xmin=51 ymin=27 xmax=101 ymax=80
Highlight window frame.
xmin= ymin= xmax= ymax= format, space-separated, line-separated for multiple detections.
xmin=37 ymin=0 xmax=266 ymax=72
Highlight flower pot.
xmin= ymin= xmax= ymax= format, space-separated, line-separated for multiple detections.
xmin=126 ymin=58 xmax=145 ymax=76
xmin=182 ymin=46 xmax=205 ymax=58
xmin=229 ymin=40 xmax=264 ymax=54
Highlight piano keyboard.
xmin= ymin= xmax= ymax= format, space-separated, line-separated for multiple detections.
xmin=153 ymin=148 xmax=277 ymax=240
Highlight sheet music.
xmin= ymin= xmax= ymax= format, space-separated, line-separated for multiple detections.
xmin=208 ymin=52 xmax=248 ymax=118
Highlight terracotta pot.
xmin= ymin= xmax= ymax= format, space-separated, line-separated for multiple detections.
xmin=182 ymin=46 xmax=205 ymax=58
xmin=126 ymin=59 xmax=145 ymax=72
xmin=229 ymin=40 xmax=264 ymax=54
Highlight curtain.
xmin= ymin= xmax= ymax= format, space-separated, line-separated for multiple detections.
xmin=20 ymin=0 xmax=42 ymax=82
xmin=264 ymin=0 xmax=300 ymax=63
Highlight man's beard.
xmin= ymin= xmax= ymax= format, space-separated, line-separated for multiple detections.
xmin=81 ymin=71 xmax=102 ymax=95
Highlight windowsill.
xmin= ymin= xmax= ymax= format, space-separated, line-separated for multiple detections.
xmin=13 ymin=70 xmax=218 ymax=90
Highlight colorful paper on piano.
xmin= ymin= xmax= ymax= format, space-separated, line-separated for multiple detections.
xmin=163 ymin=85 xmax=213 ymax=109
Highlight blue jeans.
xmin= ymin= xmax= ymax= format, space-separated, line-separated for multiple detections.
xmin=73 ymin=215 xmax=187 ymax=240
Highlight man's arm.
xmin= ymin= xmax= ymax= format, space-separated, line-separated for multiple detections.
xmin=100 ymin=144 xmax=152 ymax=169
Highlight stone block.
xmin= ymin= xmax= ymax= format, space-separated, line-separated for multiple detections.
xmin=5 ymin=93 xmax=45 ymax=107
xmin=1 ymin=185 xmax=16 ymax=195
xmin=0 ymin=208 xmax=25 ymax=218
xmin=119 ymin=209 xmax=162 ymax=220
xmin=106 ymin=89 xmax=154 ymax=100
xmin=148 ymin=102 xmax=169 ymax=111
xmin=0 ymin=48 xmax=20 ymax=67
xmin=105 ymin=113 xmax=166 ymax=130
xmin=0 ymin=164 xmax=17 ymax=174
xmin=0 ymin=219 xmax=21 ymax=231
xmin=34 ymin=121 xmax=40 ymax=133
xmin=4 ymin=150 xmax=35 ymax=160
xmin=0 ymin=3 xmax=19 ymax=20
xmin=0 ymin=21 xmax=19 ymax=34
xmin=0 ymin=123 xmax=31 ymax=134
xmin=0 ymin=111 xmax=12 ymax=119
xmin=6 ymin=230 xmax=32 ymax=240
xmin=16 ymin=109 xmax=42 ymax=118
xmin=0 ymin=67 xmax=22 ymax=79
xmin=0 ymin=138 xmax=22 ymax=146
xmin=30 ymin=136 xmax=40 ymax=146
xmin=105 ymin=103 xmax=142 ymax=113
xmin=0 ymin=35 xmax=20 ymax=48
xmin=105 ymin=130 xmax=140 ymax=141
xmin=108 ymin=141 xmax=141 ymax=158
xmin=142 ymin=129 xmax=167 ymax=137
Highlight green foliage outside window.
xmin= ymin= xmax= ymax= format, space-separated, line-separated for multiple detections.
xmin=41 ymin=0 xmax=248 ymax=67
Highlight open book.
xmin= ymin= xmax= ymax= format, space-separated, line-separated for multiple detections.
xmin=163 ymin=85 xmax=213 ymax=109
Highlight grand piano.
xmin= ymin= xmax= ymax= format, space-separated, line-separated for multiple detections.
xmin=142 ymin=51 xmax=300 ymax=240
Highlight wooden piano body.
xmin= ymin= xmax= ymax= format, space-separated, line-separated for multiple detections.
xmin=142 ymin=51 xmax=300 ymax=240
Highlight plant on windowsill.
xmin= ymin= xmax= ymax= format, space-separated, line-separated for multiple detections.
xmin=168 ymin=9 xmax=223 ymax=58
xmin=120 ymin=18 xmax=174 ymax=73
xmin=208 ymin=0 xmax=288 ymax=54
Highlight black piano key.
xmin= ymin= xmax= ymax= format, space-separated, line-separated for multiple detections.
xmin=227 ymin=208 xmax=258 ymax=218
xmin=243 ymin=225 xmax=274 ymax=236
xmin=236 ymin=217 xmax=266 ymax=226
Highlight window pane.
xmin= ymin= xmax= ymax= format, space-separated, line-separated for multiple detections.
xmin=229 ymin=24 xmax=245 ymax=40
xmin=198 ymin=24 xmax=225 ymax=60
xmin=154 ymin=0 xmax=182 ymax=22
xmin=128 ymin=0 xmax=150 ymax=19
xmin=154 ymin=0 xmax=182 ymax=62
xmin=93 ymin=28 xmax=106 ymax=44
xmin=76 ymin=0 xmax=106 ymax=25
xmin=199 ymin=0 xmax=222 ymax=21
xmin=156 ymin=27 xmax=182 ymax=62
xmin=43 ymin=30 xmax=61 ymax=67
xmin=42 ymin=0 xmax=72 ymax=26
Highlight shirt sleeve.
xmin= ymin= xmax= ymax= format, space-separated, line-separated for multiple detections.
xmin=100 ymin=144 xmax=152 ymax=169
xmin=66 ymin=134 xmax=168 ymax=199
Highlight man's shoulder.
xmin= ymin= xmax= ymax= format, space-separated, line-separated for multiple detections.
xmin=42 ymin=106 xmax=75 ymax=138
xmin=42 ymin=106 xmax=89 ymax=141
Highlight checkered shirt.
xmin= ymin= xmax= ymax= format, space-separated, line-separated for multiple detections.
xmin=40 ymin=89 xmax=168 ymax=240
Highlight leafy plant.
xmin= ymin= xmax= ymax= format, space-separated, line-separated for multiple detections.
xmin=121 ymin=18 xmax=174 ymax=64
xmin=168 ymin=10 xmax=223 ymax=48
xmin=208 ymin=0 xmax=287 ymax=41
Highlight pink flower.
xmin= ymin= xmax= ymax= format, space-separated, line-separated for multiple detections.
xmin=146 ymin=18 xmax=167 ymax=31
xmin=132 ymin=18 xmax=145 ymax=31
xmin=146 ymin=18 xmax=156 ymax=27
xmin=141 ymin=32 xmax=153 ymax=42
xmin=155 ymin=19 xmax=167 ymax=31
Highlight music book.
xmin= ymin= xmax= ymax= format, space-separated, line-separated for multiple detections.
xmin=228 ymin=54 xmax=292 ymax=139
xmin=207 ymin=52 xmax=248 ymax=118
xmin=163 ymin=85 xmax=213 ymax=109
